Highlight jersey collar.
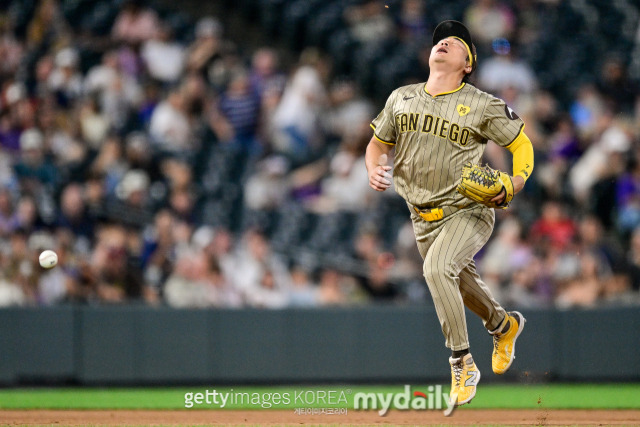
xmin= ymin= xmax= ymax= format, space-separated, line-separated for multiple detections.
xmin=424 ymin=82 xmax=465 ymax=98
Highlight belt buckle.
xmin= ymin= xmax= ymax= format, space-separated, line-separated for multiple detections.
xmin=416 ymin=207 xmax=443 ymax=222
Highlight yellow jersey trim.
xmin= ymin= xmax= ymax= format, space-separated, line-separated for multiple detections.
xmin=424 ymin=82 xmax=466 ymax=98
xmin=370 ymin=123 xmax=396 ymax=145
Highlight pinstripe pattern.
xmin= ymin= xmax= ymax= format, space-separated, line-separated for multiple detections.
xmin=371 ymin=82 xmax=524 ymax=208
xmin=410 ymin=204 xmax=504 ymax=350
xmin=371 ymin=82 xmax=523 ymax=350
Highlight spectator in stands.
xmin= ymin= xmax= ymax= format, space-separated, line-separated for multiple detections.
xmin=288 ymin=264 xmax=320 ymax=307
xmin=597 ymin=55 xmax=638 ymax=114
xmin=313 ymin=136 xmax=373 ymax=213
xmin=388 ymin=220 xmax=424 ymax=296
xmin=569 ymin=114 xmax=631 ymax=204
xmin=214 ymin=71 xmax=262 ymax=152
xmin=324 ymin=78 xmax=374 ymax=142
xmin=164 ymin=249 xmax=207 ymax=308
xmin=477 ymin=42 xmax=537 ymax=94
xmin=112 ymin=0 xmax=160 ymax=45
xmin=317 ymin=268 xmax=359 ymax=305
xmin=270 ymin=48 xmax=329 ymax=165
xmin=352 ymin=228 xmax=397 ymax=300
xmin=57 ymin=183 xmax=94 ymax=241
xmin=141 ymin=209 xmax=177 ymax=291
xmin=84 ymin=50 xmax=143 ymax=131
xmin=397 ymin=0 xmax=429 ymax=44
xmin=529 ymin=200 xmax=577 ymax=253
xmin=0 ymin=275 xmax=26 ymax=306
xmin=91 ymin=224 xmax=152 ymax=303
xmin=536 ymin=114 xmax=583 ymax=199
xmin=503 ymin=257 xmax=550 ymax=308
xmin=244 ymin=155 xmax=290 ymax=211
xmin=480 ymin=218 xmax=531 ymax=297
xmin=149 ymin=87 xmax=193 ymax=153
xmin=164 ymin=246 xmax=242 ymax=308
xmin=26 ymin=0 xmax=69 ymax=50
xmin=0 ymin=234 xmax=27 ymax=306
xmin=112 ymin=169 xmax=154 ymax=229
xmin=616 ymin=152 xmax=640 ymax=235
xmin=249 ymin=48 xmax=286 ymax=100
xmin=186 ymin=16 xmax=224 ymax=81
xmin=556 ymin=251 xmax=609 ymax=308
xmin=5 ymin=230 xmax=36 ymax=304
xmin=202 ymin=226 xmax=237 ymax=282
xmin=233 ymin=228 xmax=291 ymax=300
xmin=245 ymin=268 xmax=289 ymax=309
xmin=344 ymin=0 xmax=395 ymax=46
xmin=569 ymin=84 xmax=606 ymax=139
xmin=78 ymin=97 xmax=109 ymax=150
xmin=90 ymin=134 xmax=127 ymax=195
xmin=181 ymin=72 xmax=209 ymax=119
xmin=14 ymin=128 xmax=58 ymax=195
xmin=576 ymin=216 xmax=622 ymax=275
xmin=0 ymin=18 xmax=24 ymax=78
xmin=0 ymin=103 xmax=24 ymax=155
xmin=48 ymin=48 xmax=83 ymax=108
xmin=141 ymin=23 xmax=186 ymax=84
xmin=464 ymin=0 xmax=515 ymax=50
xmin=627 ymin=227 xmax=640 ymax=292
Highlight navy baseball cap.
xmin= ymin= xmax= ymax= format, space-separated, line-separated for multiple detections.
xmin=433 ymin=20 xmax=476 ymax=67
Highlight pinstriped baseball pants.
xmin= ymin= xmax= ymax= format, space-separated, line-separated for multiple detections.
xmin=410 ymin=204 xmax=506 ymax=350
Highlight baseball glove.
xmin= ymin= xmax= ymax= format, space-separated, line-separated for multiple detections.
xmin=456 ymin=162 xmax=514 ymax=209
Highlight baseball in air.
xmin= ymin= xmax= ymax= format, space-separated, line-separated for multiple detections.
xmin=39 ymin=250 xmax=58 ymax=269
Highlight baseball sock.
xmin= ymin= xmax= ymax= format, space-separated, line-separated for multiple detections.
xmin=452 ymin=348 xmax=469 ymax=359
xmin=501 ymin=317 xmax=511 ymax=334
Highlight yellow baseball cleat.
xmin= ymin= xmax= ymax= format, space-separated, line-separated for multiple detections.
xmin=492 ymin=311 xmax=526 ymax=375
xmin=448 ymin=353 xmax=480 ymax=409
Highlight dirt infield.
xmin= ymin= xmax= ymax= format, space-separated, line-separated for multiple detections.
xmin=2 ymin=409 xmax=640 ymax=426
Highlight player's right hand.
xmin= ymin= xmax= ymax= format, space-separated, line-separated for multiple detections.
xmin=369 ymin=154 xmax=392 ymax=192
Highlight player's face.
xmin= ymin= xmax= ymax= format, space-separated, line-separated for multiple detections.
xmin=429 ymin=37 xmax=471 ymax=75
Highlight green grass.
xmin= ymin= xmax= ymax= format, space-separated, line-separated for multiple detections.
xmin=0 ymin=383 xmax=638 ymax=410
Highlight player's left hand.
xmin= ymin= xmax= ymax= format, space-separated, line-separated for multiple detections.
xmin=489 ymin=175 xmax=524 ymax=204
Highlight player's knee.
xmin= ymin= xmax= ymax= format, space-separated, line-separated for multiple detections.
xmin=423 ymin=261 xmax=455 ymax=286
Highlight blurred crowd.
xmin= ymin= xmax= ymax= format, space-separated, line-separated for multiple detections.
xmin=0 ymin=0 xmax=638 ymax=309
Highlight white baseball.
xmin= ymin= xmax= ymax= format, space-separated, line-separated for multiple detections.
xmin=39 ymin=250 xmax=58 ymax=269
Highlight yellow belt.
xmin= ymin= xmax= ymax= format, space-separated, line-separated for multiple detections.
xmin=413 ymin=205 xmax=467 ymax=222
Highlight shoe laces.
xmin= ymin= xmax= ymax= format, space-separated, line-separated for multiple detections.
xmin=452 ymin=360 xmax=463 ymax=386
xmin=493 ymin=334 xmax=501 ymax=354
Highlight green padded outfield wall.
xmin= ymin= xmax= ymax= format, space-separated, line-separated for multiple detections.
xmin=0 ymin=306 xmax=637 ymax=384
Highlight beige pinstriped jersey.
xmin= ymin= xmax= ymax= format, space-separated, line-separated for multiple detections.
xmin=371 ymin=82 xmax=524 ymax=208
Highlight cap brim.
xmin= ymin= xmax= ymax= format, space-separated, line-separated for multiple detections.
xmin=433 ymin=20 xmax=473 ymax=48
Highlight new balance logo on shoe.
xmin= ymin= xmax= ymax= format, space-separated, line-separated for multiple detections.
xmin=464 ymin=370 xmax=479 ymax=387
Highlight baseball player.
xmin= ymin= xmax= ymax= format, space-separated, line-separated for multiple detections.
xmin=365 ymin=20 xmax=534 ymax=409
